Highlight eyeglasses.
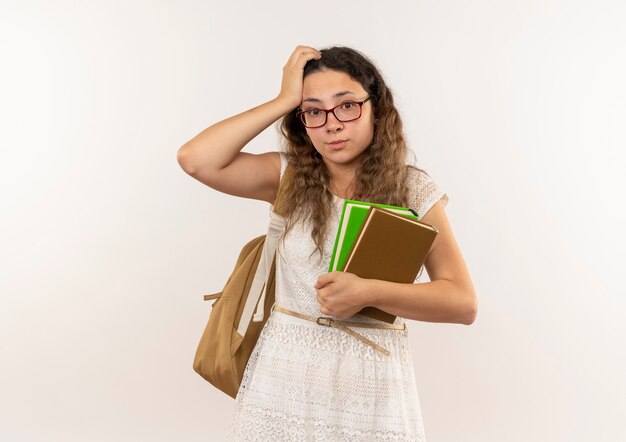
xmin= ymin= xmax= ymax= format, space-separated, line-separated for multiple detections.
xmin=296 ymin=97 xmax=371 ymax=128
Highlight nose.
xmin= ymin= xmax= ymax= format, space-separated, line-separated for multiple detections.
xmin=325 ymin=111 xmax=344 ymax=132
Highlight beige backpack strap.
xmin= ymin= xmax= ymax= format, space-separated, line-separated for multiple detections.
xmin=240 ymin=161 xmax=292 ymax=330
xmin=250 ymin=212 xmax=284 ymax=324
xmin=272 ymin=161 xmax=293 ymax=218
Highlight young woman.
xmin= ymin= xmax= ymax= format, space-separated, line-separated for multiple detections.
xmin=178 ymin=45 xmax=477 ymax=441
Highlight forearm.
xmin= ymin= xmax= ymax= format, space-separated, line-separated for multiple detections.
xmin=366 ymin=279 xmax=477 ymax=325
xmin=177 ymin=96 xmax=295 ymax=173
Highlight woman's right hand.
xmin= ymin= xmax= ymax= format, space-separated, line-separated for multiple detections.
xmin=178 ymin=46 xmax=322 ymax=202
xmin=277 ymin=45 xmax=322 ymax=109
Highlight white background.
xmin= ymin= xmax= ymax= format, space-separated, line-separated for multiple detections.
xmin=1 ymin=0 xmax=625 ymax=441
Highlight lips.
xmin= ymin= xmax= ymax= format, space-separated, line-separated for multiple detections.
xmin=327 ymin=140 xmax=348 ymax=150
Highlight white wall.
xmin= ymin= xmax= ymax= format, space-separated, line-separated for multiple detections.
xmin=1 ymin=1 xmax=624 ymax=441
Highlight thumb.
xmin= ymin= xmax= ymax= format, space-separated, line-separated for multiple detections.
xmin=314 ymin=272 xmax=333 ymax=289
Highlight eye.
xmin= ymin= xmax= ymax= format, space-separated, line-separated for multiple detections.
xmin=341 ymin=102 xmax=356 ymax=110
xmin=306 ymin=109 xmax=322 ymax=116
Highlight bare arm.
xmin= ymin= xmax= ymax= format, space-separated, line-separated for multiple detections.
xmin=366 ymin=200 xmax=477 ymax=324
xmin=177 ymin=45 xmax=322 ymax=204
xmin=314 ymin=200 xmax=477 ymax=325
xmin=176 ymin=99 xmax=291 ymax=203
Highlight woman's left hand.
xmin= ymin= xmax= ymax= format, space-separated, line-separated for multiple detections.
xmin=313 ymin=272 xmax=373 ymax=320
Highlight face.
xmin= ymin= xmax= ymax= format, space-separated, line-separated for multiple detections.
xmin=301 ymin=69 xmax=374 ymax=170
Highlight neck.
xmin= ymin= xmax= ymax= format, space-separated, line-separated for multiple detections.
xmin=322 ymin=158 xmax=362 ymax=198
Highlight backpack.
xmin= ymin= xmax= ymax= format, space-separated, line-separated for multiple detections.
xmin=192 ymin=164 xmax=291 ymax=399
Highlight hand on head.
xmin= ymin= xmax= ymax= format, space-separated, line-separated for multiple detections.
xmin=277 ymin=45 xmax=322 ymax=109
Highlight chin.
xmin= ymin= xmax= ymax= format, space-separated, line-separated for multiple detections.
xmin=323 ymin=152 xmax=362 ymax=165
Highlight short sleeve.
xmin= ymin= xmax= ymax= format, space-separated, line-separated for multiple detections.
xmin=278 ymin=151 xmax=288 ymax=181
xmin=406 ymin=167 xmax=449 ymax=220
xmin=270 ymin=152 xmax=290 ymax=214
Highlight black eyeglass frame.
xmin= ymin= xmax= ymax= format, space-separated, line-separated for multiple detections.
xmin=296 ymin=97 xmax=372 ymax=128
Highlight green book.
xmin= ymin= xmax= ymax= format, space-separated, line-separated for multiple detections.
xmin=328 ymin=199 xmax=418 ymax=272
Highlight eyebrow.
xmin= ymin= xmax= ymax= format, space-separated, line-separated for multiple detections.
xmin=302 ymin=90 xmax=358 ymax=104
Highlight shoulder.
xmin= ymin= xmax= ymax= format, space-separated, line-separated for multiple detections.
xmin=277 ymin=151 xmax=288 ymax=179
xmin=405 ymin=165 xmax=449 ymax=220
xmin=254 ymin=151 xmax=282 ymax=184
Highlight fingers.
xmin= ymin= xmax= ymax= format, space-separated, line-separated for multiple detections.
xmin=316 ymin=286 xmax=329 ymax=306
xmin=277 ymin=45 xmax=322 ymax=108
xmin=286 ymin=45 xmax=322 ymax=67
xmin=316 ymin=288 xmax=330 ymax=316
xmin=314 ymin=272 xmax=333 ymax=289
xmin=283 ymin=46 xmax=321 ymax=72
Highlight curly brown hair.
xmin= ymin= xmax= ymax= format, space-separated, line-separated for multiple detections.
xmin=278 ymin=46 xmax=422 ymax=263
